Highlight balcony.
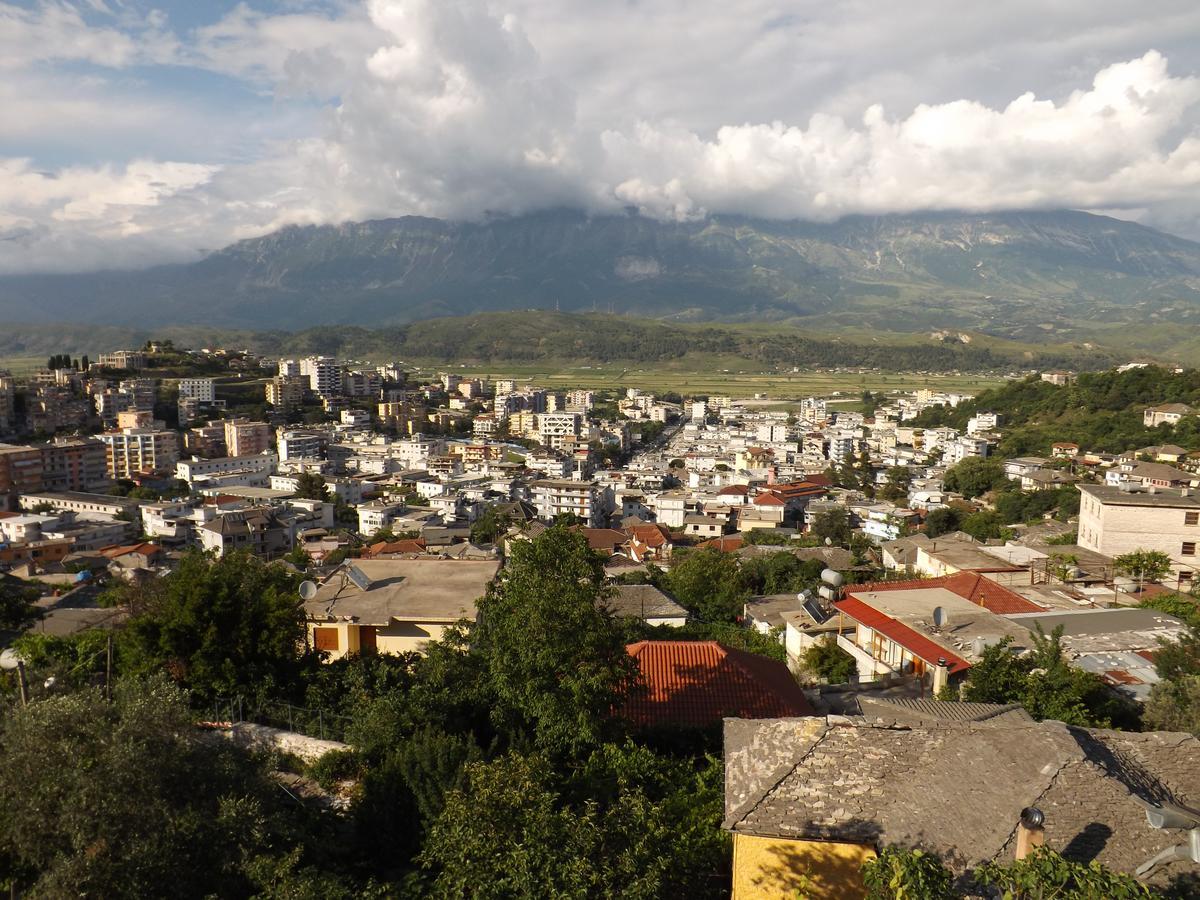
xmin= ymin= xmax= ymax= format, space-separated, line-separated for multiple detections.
xmin=836 ymin=634 xmax=897 ymax=681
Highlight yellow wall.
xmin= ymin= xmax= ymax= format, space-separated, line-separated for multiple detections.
xmin=306 ymin=620 xmax=449 ymax=660
xmin=732 ymin=834 xmax=874 ymax=900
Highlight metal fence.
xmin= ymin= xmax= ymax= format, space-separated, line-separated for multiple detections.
xmin=208 ymin=695 xmax=354 ymax=743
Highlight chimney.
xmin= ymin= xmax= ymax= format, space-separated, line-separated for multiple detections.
xmin=1015 ymin=808 xmax=1045 ymax=860
xmin=932 ymin=657 xmax=950 ymax=695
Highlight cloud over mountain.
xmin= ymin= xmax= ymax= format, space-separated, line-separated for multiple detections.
xmin=3 ymin=0 xmax=1200 ymax=273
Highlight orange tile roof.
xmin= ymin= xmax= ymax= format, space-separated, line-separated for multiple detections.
xmin=626 ymin=524 xmax=672 ymax=547
xmin=834 ymin=597 xmax=971 ymax=674
xmin=717 ymin=484 xmax=750 ymax=496
xmin=365 ymin=538 xmax=426 ymax=556
xmin=622 ymin=641 xmax=814 ymax=728
xmin=753 ymin=493 xmax=786 ymax=506
xmin=697 ymin=535 xmax=744 ymax=552
xmin=850 ymin=572 xmax=1043 ymax=615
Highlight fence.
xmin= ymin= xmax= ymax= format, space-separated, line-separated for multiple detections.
xmin=209 ymin=695 xmax=355 ymax=743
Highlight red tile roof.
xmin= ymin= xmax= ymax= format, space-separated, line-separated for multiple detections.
xmin=626 ymin=524 xmax=672 ymax=547
xmin=850 ymin=572 xmax=1043 ymax=615
xmin=834 ymin=597 xmax=971 ymax=674
xmin=365 ymin=538 xmax=426 ymax=556
xmin=767 ymin=481 xmax=827 ymax=500
xmin=717 ymin=484 xmax=750 ymax=496
xmin=697 ymin=535 xmax=744 ymax=552
xmin=621 ymin=641 xmax=814 ymax=728
xmin=752 ymin=493 xmax=786 ymax=506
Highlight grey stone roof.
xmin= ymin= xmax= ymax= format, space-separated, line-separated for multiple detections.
xmin=603 ymin=584 xmax=687 ymax=621
xmin=856 ymin=696 xmax=1032 ymax=726
xmin=723 ymin=716 xmax=1200 ymax=884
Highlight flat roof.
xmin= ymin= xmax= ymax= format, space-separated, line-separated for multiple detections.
xmin=846 ymin=586 xmax=1032 ymax=657
xmin=1005 ymin=608 xmax=1189 ymax=653
xmin=1079 ymin=483 xmax=1200 ymax=508
xmin=304 ymin=558 xmax=500 ymax=626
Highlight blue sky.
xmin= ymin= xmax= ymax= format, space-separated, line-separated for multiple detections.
xmin=4 ymin=0 xmax=1200 ymax=273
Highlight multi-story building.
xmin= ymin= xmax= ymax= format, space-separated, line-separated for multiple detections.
xmin=0 ymin=443 xmax=44 ymax=508
xmin=96 ymin=350 xmax=147 ymax=370
xmin=185 ymin=422 xmax=227 ymax=458
xmin=278 ymin=359 xmax=301 ymax=378
xmin=530 ymin=479 xmax=609 ymax=527
xmin=1078 ymin=484 xmax=1200 ymax=587
xmin=223 ymin=419 xmax=272 ymax=457
xmin=300 ymin=356 xmax=342 ymax=397
xmin=266 ymin=375 xmax=307 ymax=411
xmin=1144 ymin=403 xmax=1195 ymax=428
xmin=177 ymin=378 xmax=216 ymax=403
xmin=97 ymin=427 xmax=180 ymax=479
xmin=176 ymin=453 xmax=278 ymax=484
xmin=40 ymin=438 xmax=110 ymax=492
xmin=278 ymin=429 xmax=328 ymax=462
xmin=343 ymin=370 xmax=382 ymax=397
xmin=538 ymin=412 xmax=581 ymax=450
xmin=118 ymin=378 xmax=157 ymax=412
xmin=566 ymin=389 xmax=594 ymax=412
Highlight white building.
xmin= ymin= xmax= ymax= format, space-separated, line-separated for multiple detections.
xmin=1078 ymin=484 xmax=1200 ymax=587
xmin=177 ymin=378 xmax=216 ymax=403
xmin=300 ymin=356 xmax=342 ymax=397
xmin=530 ymin=479 xmax=609 ymax=527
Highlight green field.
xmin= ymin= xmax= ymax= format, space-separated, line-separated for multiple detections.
xmin=406 ymin=361 xmax=1007 ymax=398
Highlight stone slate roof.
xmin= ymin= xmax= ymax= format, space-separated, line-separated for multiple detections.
xmin=603 ymin=584 xmax=688 ymax=621
xmin=723 ymin=716 xmax=1200 ymax=884
xmin=856 ymin=696 xmax=1033 ymax=726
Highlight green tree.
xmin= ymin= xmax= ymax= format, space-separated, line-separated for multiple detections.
xmin=477 ymin=527 xmax=638 ymax=754
xmin=0 ymin=676 xmax=345 ymax=898
xmin=294 ymin=471 xmax=330 ymax=501
xmin=801 ymin=635 xmax=857 ymax=684
xmin=862 ymin=846 xmax=954 ymax=900
xmin=0 ymin=579 xmax=40 ymax=633
xmin=923 ymin=506 xmax=963 ymax=538
xmin=470 ymin=505 xmax=511 ymax=544
xmin=960 ymin=509 xmax=1005 ymax=542
xmin=879 ymin=466 xmax=912 ymax=503
xmin=1114 ymin=549 xmax=1173 ymax=587
xmin=119 ymin=550 xmax=310 ymax=701
xmin=811 ymin=508 xmax=852 ymax=546
xmin=665 ymin=547 xmax=748 ymax=623
xmin=973 ymin=845 xmax=1158 ymax=899
xmin=943 ymin=457 xmax=1007 ymax=499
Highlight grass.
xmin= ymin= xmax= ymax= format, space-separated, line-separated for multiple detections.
xmin=404 ymin=360 xmax=1006 ymax=397
xmin=0 ymin=356 xmax=50 ymax=377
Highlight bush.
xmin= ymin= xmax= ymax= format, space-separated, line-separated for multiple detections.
xmin=307 ymin=749 xmax=361 ymax=790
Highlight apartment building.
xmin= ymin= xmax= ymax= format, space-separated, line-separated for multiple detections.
xmin=0 ymin=444 xmax=44 ymax=508
xmin=300 ymin=356 xmax=342 ymax=397
xmin=176 ymin=453 xmax=278 ymax=483
xmin=278 ymin=429 xmax=328 ymax=462
xmin=1078 ymin=483 xmax=1200 ymax=586
xmin=177 ymin=378 xmax=216 ymax=403
xmin=185 ymin=422 xmax=227 ymax=458
xmin=224 ymin=419 xmax=272 ymax=457
xmin=96 ymin=350 xmax=147 ymax=370
xmin=530 ymin=479 xmax=610 ymax=527
xmin=40 ymin=438 xmax=110 ymax=492
xmin=266 ymin=375 xmax=307 ymax=411
xmin=538 ymin=412 xmax=581 ymax=450
xmin=97 ymin=427 xmax=180 ymax=479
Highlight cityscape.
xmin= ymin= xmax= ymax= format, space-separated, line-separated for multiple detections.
xmin=3 ymin=1 xmax=1200 ymax=898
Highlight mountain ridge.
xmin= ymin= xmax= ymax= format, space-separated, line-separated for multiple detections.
xmin=3 ymin=208 xmax=1200 ymax=351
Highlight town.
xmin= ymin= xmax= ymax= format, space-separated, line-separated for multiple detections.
xmin=1 ymin=343 xmax=1198 ymax=898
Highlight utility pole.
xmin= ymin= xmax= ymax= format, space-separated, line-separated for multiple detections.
xmin=15 ymin=660 xmax=28 ymax=707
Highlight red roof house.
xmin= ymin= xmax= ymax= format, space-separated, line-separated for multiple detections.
xmin=850 ymin=572 xmax=1043 ymax=615
xmin=621 ymin=640 xmax=814 ymax=728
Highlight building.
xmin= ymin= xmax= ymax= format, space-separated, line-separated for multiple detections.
xmin=96 ymin=350 xmax=147 ymax=370
xmin=266 ymin=375 xmax=307 ymax=411
xmin=40 ymin=438 xmax=110 ymax=492
xmin=620 ymin=641 xmax=813 ymax=730
xmin=530 ymin=479 xmax=609 ymax=527
xmin=196 ymin=507 xmax=292 ymax=558
xmin=299 ymin=356 xmax=342 ymax=397
xmin=722 ymin=716 xmax=1200 ymax=898
xmin=303 ymin=558 xmax=501 ymax=659
xmin=0 ymin=372 xmax=15 ymax=435
xmin=96 ymin=427 xmax=179 ymax=479
xmin=176 ymin=453 xmax=278 ymax=484
xmin=1143 ymin=403 xmax=1194 ymax=427
xmin=223 ymin=419 xmax=272 ymax=458
xmin=1078 ymin=483 xmax=1200 ymax=586
xmin=177 ymin=378 xmax=215 ymax=403
xmin=278 ymin=429 xmax=327 ymax=462
xmin=537 ymin=412 xmax=581 ymax=450
xmin=603 ymin=585 xmax=688 ymax=627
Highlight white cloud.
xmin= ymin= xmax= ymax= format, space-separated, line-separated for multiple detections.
xmin=4 ymin=0 xmax=1200 ymax=273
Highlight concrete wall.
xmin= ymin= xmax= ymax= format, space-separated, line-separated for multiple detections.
xmin=1079 ymin=495 xmax=1199 ymax=577
xmin=227 ymin=722 xmax=348 ymax=763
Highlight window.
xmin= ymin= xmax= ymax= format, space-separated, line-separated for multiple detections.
xmin=1183 ymin=542 xmax=1196 ymax=557
xmin=1186 ymin=511 xmax=1199 ymax=526
xmin=313 ymin=627 xmax=339 ymax=652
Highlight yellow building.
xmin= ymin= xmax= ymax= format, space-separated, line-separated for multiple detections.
xmin=303 ymin=557 xmax=500 ymax=658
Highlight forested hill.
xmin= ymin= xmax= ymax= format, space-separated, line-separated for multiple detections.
xmin=3 ymin=208 xmax=1200 ymax=356
xmin=913 ymin=366 xmax=1200 ymax=454
xmin=211 ymin=312 xmax=1117 ymax=373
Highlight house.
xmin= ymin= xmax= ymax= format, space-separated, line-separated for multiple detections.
xmin=620 ymin=641 xmax=813 ymax=729
xmin=602 ymin=584 xmax=688 ymax=628
xmin=833 ymin=581 xmax=1033 ymax=683
xmin=1143 ymin=403 xmax=1194 ymax=427
xmin=303 ymin=558 xmax=501 ymax=659
xmin=1106 ymin=461 xmax=1197 ymax=490
xmin=1051 ymin=442 xmax=1080 ymax=459
xmin=196 ymin=507 xmax=292 ymax=558
xmin=684 ymin=513 xmax=726 ymax=538
xmin=913 ymin=532 xmax=1027 ymax=579
xmin=1078 ymin=483 xmax=1200 ymax=587
xmin=1003 ymin=456 xmax=1049 ymax=481
xmin=722 ymin=716 xmax=1200 ymax=898
xmin=624 ymin=523 xmax=674 ymax=562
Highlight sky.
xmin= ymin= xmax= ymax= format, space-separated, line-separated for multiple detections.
xmin=3 ymin=0 xmax=1200 ymax=274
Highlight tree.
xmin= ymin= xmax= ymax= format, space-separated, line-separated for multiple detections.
xmin=0 ymin=578 xmax=40 ymax=633
xmin=470 ymin=505 xmax=511 ymax=545
xmin=119 ymin=550 xmax=310 ymax=701
xmin=880 ymin=466 xmax=911 ymax=503
xmin=1143 ymin=627 xmax=1200 ymax=735
xmin=476 ymin=527 xmax=638 ymax=754
xmin=811 ymin=508 xmax=852 ymax=546
xmin=942 ymin=457 xmax=1007 ymax=499
xmin=0 ymin=675 xmax=347 ymax=898
xmin=862 ymin=847 xmax=954 ymax=900
xmin=923 ymin=506 xmax=963 ymax=538
xmin=1114 ymin=549 xmax=1173 ymax=587
xmin=294 ymin=471 xmax=330 ymax=501
xmin=801 ymin=635 xmax=857 ymax=684
xmin=960 ymin=510 xmax=1005 ymax=542
xmin=665 ymin=547 xmax=747 ymax=623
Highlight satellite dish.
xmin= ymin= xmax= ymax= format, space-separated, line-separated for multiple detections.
xmin=932 ymin=606 xmax=949 ymax=628
xmin=298 ymin=580 xmax=318 ymax=601
xmin=0 ymin=648 xmax=23 ymax=671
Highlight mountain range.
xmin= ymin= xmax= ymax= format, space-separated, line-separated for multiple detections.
xmin=3 ymin=208 xmax=1200 ymax=354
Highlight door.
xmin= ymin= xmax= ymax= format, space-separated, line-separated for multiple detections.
xmin=359 ymin=626 xmax=378 ymax=654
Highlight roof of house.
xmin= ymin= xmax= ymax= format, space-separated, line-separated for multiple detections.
xmin=603 ymin=584 xmax=688 ymax=621
xmin=303 ymin=558 xmax=500 ymax=626
xmin=625 ymin=523 xmax=672 ymax=547
xmin=622 ymin=641 xmax=814 ymax=728
xmin=1146 ymin=403 xmax=1194 ymax=414
xmin=1079 ymin=483 xmax=1200 ymax=508
xmin=717 ymin=484 xmax=750 ymax=496
xmin=576 ymin=527 xmax=628 ymax=551
xmin=722 ymin=716 xmax=1200 ymax=884
xmin=855 ymin=696 xmax=1032 ymax=726
xmin=834 ymin=595 xmax=972 ymax=673
xmin=364 ymin=538 xmax=427 ymax=557
xmin=697 ymin=535 xmax=744 ymax=552
xmin=752 ymin=493 xmax=786 ymax=507
xmin=851 ymin=572 xmax=1044 ymax=615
